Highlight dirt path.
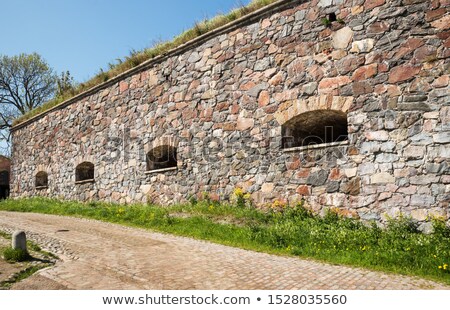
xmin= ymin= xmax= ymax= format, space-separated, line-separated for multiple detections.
xmin=0 ymin=211 xmax=448 ymax=290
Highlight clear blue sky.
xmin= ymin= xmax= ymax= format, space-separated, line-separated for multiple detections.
xmin=1 ymin=0 xmax=251 ymax=83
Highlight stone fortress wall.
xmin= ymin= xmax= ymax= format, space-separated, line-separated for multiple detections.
xmin=11 ymin=0 xmax=450 ymax=226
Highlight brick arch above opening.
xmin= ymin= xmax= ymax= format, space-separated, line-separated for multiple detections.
xmin=274 ymin=95 xmax=354 ymax=126
xmin=144 ymin=136 xmax=179 ymax=154
xmin=74 ymin=156 xmax=95 ymax=167
xmin=34 ymin=164 xmax=51 ymax=175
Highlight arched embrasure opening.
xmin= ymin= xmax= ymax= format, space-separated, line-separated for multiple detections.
xmin=75 ymin=162 xmax=95 ymax=182
xmin=146 ymin=145 xmax=177 ymax=171
xmin=0 ymin=170 xmax=9 ymax=199
xmin=35 ymin=171 xmax=48 ymax=188
xmin=281 ymin=110 xmax=348 ymax=149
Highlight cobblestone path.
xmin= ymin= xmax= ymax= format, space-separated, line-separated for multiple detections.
xmin=0 ymin=211 xmax=448 ymax=290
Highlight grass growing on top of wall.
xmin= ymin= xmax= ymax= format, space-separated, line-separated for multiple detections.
xmin=13 ymin=0 xmax=280 ymax=126
xmin=0 ymin=197 xmax=449 ymax=285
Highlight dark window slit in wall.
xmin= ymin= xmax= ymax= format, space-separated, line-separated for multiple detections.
xmin=35 ymin=171 xmax=48 ymax=188
xmin=76 ymin=162 xmax=95 ymax=182
xmin=281 ymin=110 xmax=348 ymax=149
xmin=147 ymin=145 xmax=178 ymax=171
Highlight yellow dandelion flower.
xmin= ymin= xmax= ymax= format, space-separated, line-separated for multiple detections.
xmin=234 ymin=188 xmax=244 ymax=196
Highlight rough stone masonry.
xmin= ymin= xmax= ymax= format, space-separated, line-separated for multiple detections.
xmin=10 ymin=0 xmax=450 ymax=227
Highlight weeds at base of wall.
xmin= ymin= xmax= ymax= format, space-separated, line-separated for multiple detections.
xmin=0 ymin=197 xmax=450 ymax=285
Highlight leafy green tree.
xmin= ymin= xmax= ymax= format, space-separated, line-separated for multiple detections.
xmin=0 ymin=53 xmax=57 ymax=152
